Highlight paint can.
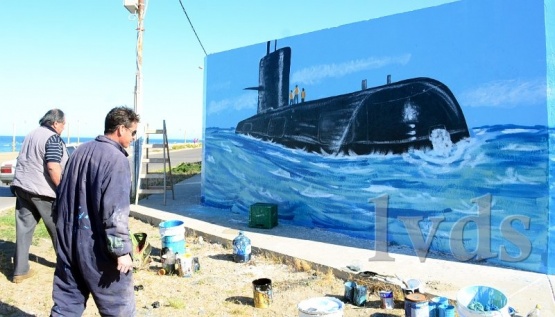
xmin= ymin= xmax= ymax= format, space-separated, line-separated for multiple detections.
xmin=404 ymin=293 xmax=429 ymax=317
xmin=159 ymin=220 xmax=186 ymax=255
xmin=297 ymin=297 xmax=344 ymax=317
xmin=252 ymin=278 xmax=272 ymax=308
xmin=343 ymin=281 xmax=355 ymax=303
xmin=379 ymin=290 xmax=394 ymax=309
xmin=176 ymin=253 xmax=193 ymax=277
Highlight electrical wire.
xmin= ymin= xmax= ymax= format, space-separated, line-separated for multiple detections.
xmin=178 ymin=0 xmax=208 ymax=56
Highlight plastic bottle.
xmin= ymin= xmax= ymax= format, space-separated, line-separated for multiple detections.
xmin=160 ymin=250 xmax=175 ymax=275
xmin=527 ymin=304 xmax=541 ymax=317
xmin=232 ymin=231 xmax=251 ymax=263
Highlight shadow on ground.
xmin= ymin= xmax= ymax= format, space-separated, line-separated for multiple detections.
xmin=0 ymin=241 xmax=56 ymax=281
xmin=0 ymin=301 xmax=36 ymax=317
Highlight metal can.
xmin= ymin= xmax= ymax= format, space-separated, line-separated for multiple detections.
xmin=177 ymin=253 xmax=193 ymax=277
xmin=379 ymin=290 xmax=394 ymax=309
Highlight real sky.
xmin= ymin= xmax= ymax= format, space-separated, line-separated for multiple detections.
xmin=0 ymin=0 xmax=458 ymax=140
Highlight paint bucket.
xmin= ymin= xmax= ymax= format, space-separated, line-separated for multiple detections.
xmin=456 ymin=285 xmax=510 ymax=317
xmin=343 ymin=281 xmax=365 ymax=306
xmin=159 ymin=220 xmax=186 ymax=255
xmin=297 ymin=297 xmax=344 ymax=317
xmin=343 ymin=281 xmax=355 ymax=303
xmin=379 ymin=290 xmax=394 ymax=309
xmin=352 ymin=284 xmax=367 ymax=307
xmin=429 ymin=296 xmax=449 ymax=317
xmin=439 ymin=304 xmax=455 ymax=317
xmin=252 ymin=278 xmax=272 ymax=308
xmin=404 ymin=293 xmax=429 ymax=317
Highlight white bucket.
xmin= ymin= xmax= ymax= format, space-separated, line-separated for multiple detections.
xmin=298 ymin=297 xmax=344 ymax=317
xmin=159 ymin=220 xmax=185 ymax=237
xmin=456 ymin=285 xmax=510 ymax=317
xmin=159 ymin=220 xmax=186 ymax=255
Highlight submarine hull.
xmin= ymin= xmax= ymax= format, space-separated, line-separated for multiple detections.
xmin=236 ymin=77 xmax=469 ymax=155
xmin=235 ymin=44 xmax=469 ymax=155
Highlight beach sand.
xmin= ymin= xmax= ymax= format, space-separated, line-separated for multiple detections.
xmin=0 ymin=152 xmax=18 ymax=163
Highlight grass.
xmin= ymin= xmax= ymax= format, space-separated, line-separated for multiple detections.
xmin=170 ymin=143 xmax=202 ymax=151
xmin=0 ymin=208 xmax=50 ymax=275
xmin=0 ymin=208 xmax=49 ymax=245
xmin=172 ymin=162 xmax=202 ymax=176
xmin=146 ymin=162 xmax=201 ymax=185
xmin=146 ymin=143 xmax=202 ymax=153
xmin=167 ymin=298 xmax=186 ymax=309
xmin=293 ymin=258 xmax=312 ymax=272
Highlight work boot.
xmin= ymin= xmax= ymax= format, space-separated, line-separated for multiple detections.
xmin=12 ymin=268 xmax=36 ymax=283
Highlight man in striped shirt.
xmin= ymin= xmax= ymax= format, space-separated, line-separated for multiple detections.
xmin=11 ymin=108 xmax=68 ymax=283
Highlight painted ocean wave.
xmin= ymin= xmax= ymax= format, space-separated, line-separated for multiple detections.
xmin=205 ymin=125 xmax=551 ymax=272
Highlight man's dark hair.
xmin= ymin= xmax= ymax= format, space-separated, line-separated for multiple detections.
xmin=104 ymin=106 xmax=140 ymax=134
xmin=39 ymin=109 xmax=65 ymax=126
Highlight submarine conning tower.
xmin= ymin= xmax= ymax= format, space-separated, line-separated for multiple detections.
xmin=256 ymin=41 xmax=291 ymax=114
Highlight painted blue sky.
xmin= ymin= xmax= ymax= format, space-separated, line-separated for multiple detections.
xmin=205 ymin=0 xmax=547 ymax=130
xmin=0 ymin=0 xmax=461 ymax=139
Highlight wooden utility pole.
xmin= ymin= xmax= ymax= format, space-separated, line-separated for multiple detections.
xmin=132 ymin=0 xmax=145 ymax=199
xmin=134 ymin=0 xmax=144 ymax=119
xmin=124 ymin=0 xmax=147 ymax=199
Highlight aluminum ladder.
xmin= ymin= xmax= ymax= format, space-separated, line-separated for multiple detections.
xmin=135 ymin=120 xmax=175 ymax=205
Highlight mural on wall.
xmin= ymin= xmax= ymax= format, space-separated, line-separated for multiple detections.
xmin=235 ymin=43 xmax=470 ymax=155
xmin=202 ymin=0 xmax=550 ymax=273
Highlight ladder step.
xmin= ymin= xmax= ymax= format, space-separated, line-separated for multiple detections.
xmin=142 ymin=144 xmax=166 ymax=149
xmin=141 ymin=158 xmax=168 ymax=163
xmin=145 ymin=129 xmax=164 ymax=134
xmin=148 ymin=185 xmax=173 ymax=190
xmin=139 ymin=173 xmax=168 ymax=179
xmin=137 ymin=189 xmax=166 ymax=195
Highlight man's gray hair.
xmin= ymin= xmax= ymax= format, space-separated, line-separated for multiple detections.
xmin=39 ymin=109 xmax=65 ymax=126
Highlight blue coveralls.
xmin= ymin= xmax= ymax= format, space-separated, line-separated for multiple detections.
xmin=51 ymin=136 xmax=135 ymax=317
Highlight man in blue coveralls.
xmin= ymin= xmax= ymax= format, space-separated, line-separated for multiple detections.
xmin=51 ymin=106 xmax=140 ymax=316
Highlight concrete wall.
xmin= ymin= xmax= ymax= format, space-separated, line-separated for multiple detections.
xmin=202 ymin=0 xmax=553 ymax=273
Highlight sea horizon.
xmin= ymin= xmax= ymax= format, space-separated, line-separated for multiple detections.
xmin=0 ymin=135 xmax=200 ymax=153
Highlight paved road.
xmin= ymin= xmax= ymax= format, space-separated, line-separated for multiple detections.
xmin=173 ymin=147 xmax=202 ymax=163
xmin=0 ymin=186 xmax=15 ymax=211
xmin=0 ymin=147 xmax=202 ymax=211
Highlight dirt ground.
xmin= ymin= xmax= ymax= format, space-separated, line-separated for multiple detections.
xmin=0 ymin=213 xmax=421 ymax=317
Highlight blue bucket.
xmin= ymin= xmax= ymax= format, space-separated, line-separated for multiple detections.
xmin=430 ymin=297 xmax=449 ymax=317
xmin=159 ymin=220 xmax=186 ymax=255
xmin=456 ymin=285 xmax=510 ymax=317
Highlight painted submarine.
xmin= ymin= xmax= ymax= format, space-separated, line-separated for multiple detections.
xmin=235 ymin=42 xmax=470 ymax=155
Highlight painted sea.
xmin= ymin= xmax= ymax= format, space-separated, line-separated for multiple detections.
xmin=202 ymin=125 xmax=552 ymax=273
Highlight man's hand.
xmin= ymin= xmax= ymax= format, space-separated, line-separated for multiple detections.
xmin=117 ymin=254 xmax=134 ymax=274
